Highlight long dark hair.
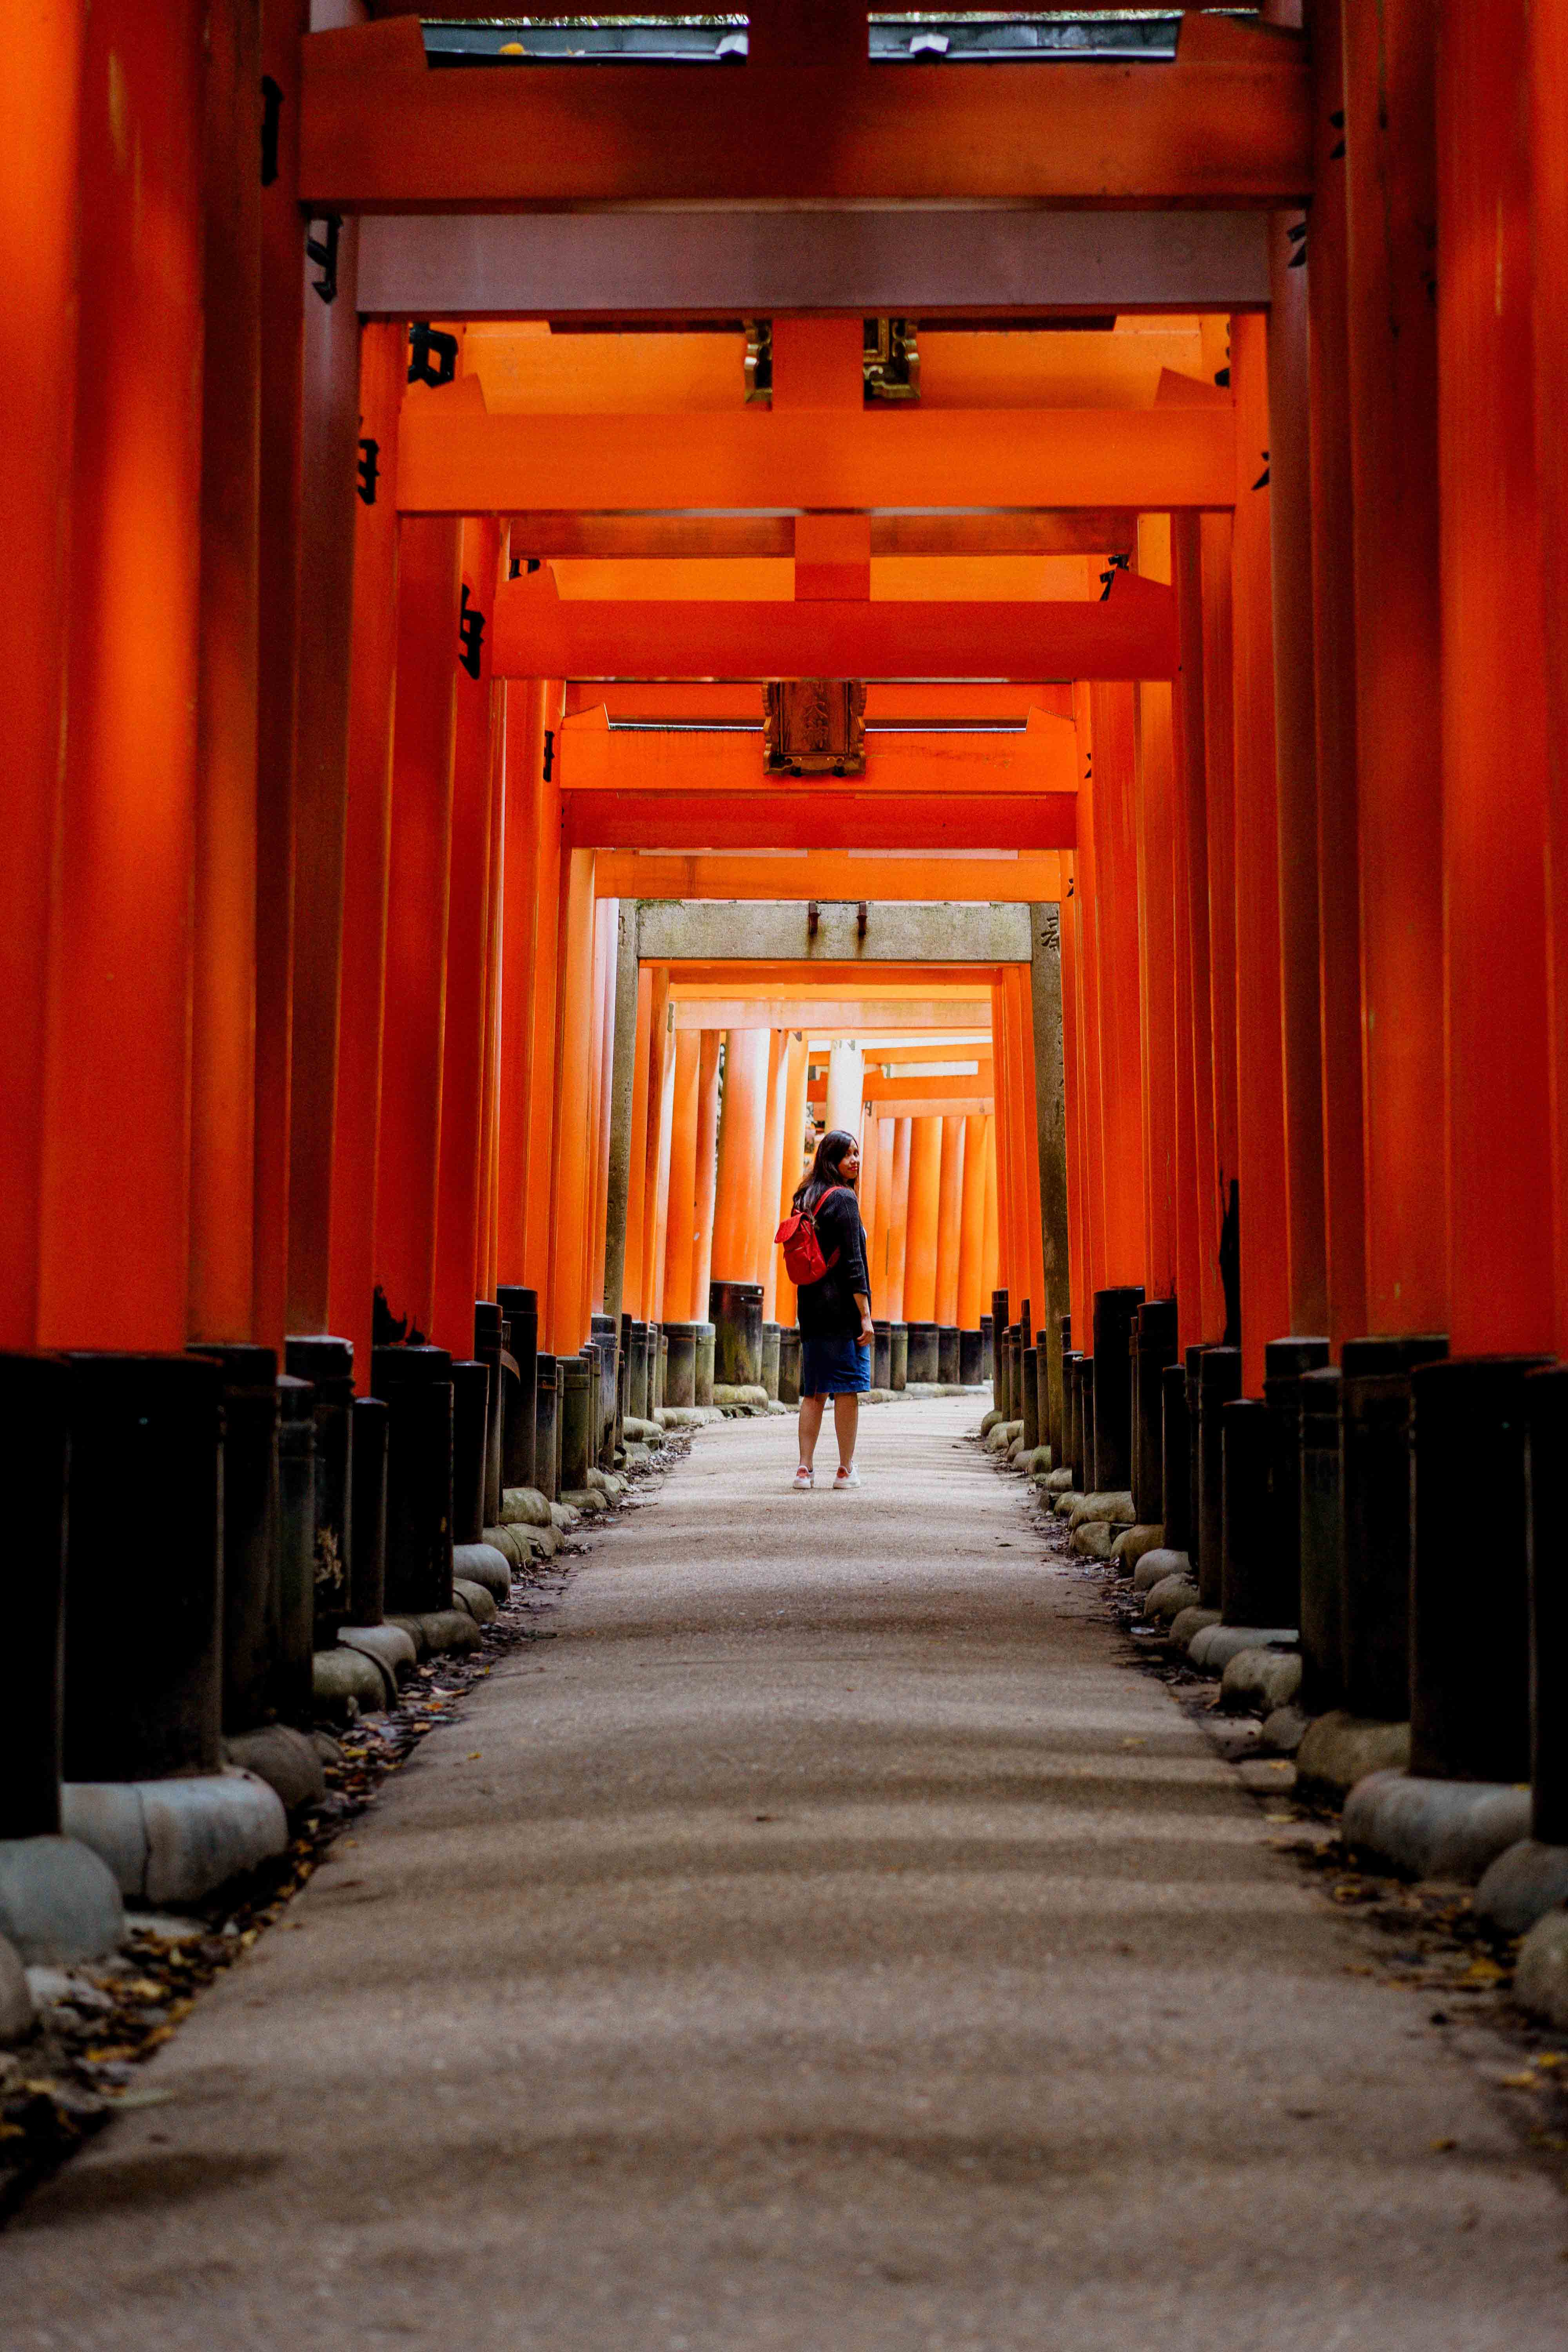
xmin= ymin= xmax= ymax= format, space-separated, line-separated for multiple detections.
xmin=793 ymin=1127 xmax=859 ymax=1213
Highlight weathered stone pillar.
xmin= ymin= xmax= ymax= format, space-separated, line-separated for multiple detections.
xmin=1341 ymin=1333 xmax=1447 ymax=1719
xmin=1134 ymin=1301 xmax=1178 ymax=1525
xmin=0 ymin=1355 xmax=71 ymax=1837
xmin=1093 ymin=1286 xmax=1144 ymax=1493
xmin=1197 ymin=1347 xmax=1242 ymax=1610
xmin=372 ymin=1345 xmax=454 ymax=1616
xmin=558 ymin=1355 xmax=592 ymax=1494
xmin=888 ymin=1323 xmax=908 ymax=1391
xmin=664 ymin=1323 xmax=699 ymax=1408
xmin=285 ymin=1336 xmax=355 ymax=1643
xmin=534 ymin=1356 xmax=559 ymax=1502
xmin=347 ymin=1395 xmax=388 ymax=1628
xmin=760 ymin=1322 xmax=781 ymax=1401
xmin=274 ymin=1374 xmax=317 ymax=1723
xmin=495 ymin=1283 xmax=538 ymax=1491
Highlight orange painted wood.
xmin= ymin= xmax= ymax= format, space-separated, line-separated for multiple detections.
xmin=886 ymin=1119 xmax=913 ymax=1323
xmin=638 ymin=970 xmax=673 ymax=1324
xmin=712 ymin=1025 xmax=770 ymax=1285
xmin=406 ymin=407 xmax=1236 ymax=523
xmin=518 ymin=514 xmax=1137 ymax=561
xmin=1068 ymin=690 xmax=1111 ymax=1308
xmin=1531 ymin=0 xmax=1568 ymax=1354
xmin=595 ymin=852 xmax=1062 ymax=904
xmin=546 ymin=848 xmax=599 ymax=1352
xmin=1342 ymin=0 xmax=1447 ymax=1337
xmin=1229 ymin=312 xmax=1291 ymax=1391
xmin=254 ymin=0 xmax=309 ymax=1356
xmin=1086 ymin=679 xmax=1151 ymax=1288
xmin=1169 ymin=516 xmax=1217 ymax=1346
xmin=933 ymin=1117 xmax=965 ymax=1327
xmin=649 ymin=1016 xmax=678 ymax=1320
xmin=956 ymin=1113 xmax=989 ymax=1331
xmin=564 ymin=793 xmax=1076 ymax=856
xmin=1200 ymin=507 xmax=1240 ymax=1269
xmin=560 ymin=723 xmax=1080 ymax=800
xmin=868 ymin=1112 xmax=895 ymax=1310
xmin=477 ymin=681 xmax=507 ymax=1299
xmin=1007 ymin=970 xmax=1049 ymax=1337
xmin=0 ymin=0 xmax=83 ymax=1345
xmin=1437 ymin=0 xmax=1555 ymax=1355
xmin=573 ymin=682 xmax=1077 ymax=726
xmin=980 ymin=1115 xmax=1000 ymax=1318
xmin=37 ymin=0 xmax=205 ymax=1351
xmin=590 ymin=897 xmax=618 ymax=1310
xmin=760 ymin=1031 xmax=791 ymax=1303
xmin=187 ymin=0 xmax=261 ymax=1345
xmin=694 ymin=1027 xmax=723 ymax=1325
xmin=1058 ymin=859 xmax=1091 ymax=1342
xmin=328 ymin=322 xmax=405 ymax=1388
xmin=520 ymin=683 xmax=566 ymax=1310
xmin=1307 ymin=0 xmax=1368 ymax=1353
xmin=301 ymin=21 xmax=1309 ymax=209
xmin=432 ymin=516 xmax=502 ymax=1357
xmin=989 ymin=981 xmax=1018 ymax=1318
xmin=904 ymin=1120 xmax=944 ymax=1325
xmin=497 ymin=583 xmax=1176 ymax=684
xmin=622 ymin=967 xmax=654 ymax=1314
xmin=374 ymin=517 xmax=461 ymax=1343
xmin=662 ymin=1027 xmax=701 ymax=1323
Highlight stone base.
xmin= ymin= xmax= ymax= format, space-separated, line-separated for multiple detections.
xmin=1143 ymin=1572 xmax=1200 ymax=1622
xmin=452 ymin=1577 xmax=498 ymax=1626
xmin=655 ymin=1405 xmax=713 ymax=1430
xmin=1341 ymin=1770 xmax=1533 ymax=1884
xmin=1474 ymin=1840 xmax=1568 ymax=1936
xmin=1169 ymin=1605 xmax=1221 ymax=1648
xmin=1293 ymin=1711 xmax=1412 ymax=1802
xmin=0 ymin=1835 xmax=125 ymax=1966
xmin=1053 ymin=1490 xmax=1083 ymax=1518
xmin=500 ymin=1486 xmax=553 ymax=1528
xmin=1220 ymin=1647 xmax=1304 ymax=1716
xmin=453 ymin=1541 xmax=512 ymax=1602
xmin=1188 ymin=1623 xmax=1298 ymax=1674
xmin=223 ymin=1725 xmax=326 ymax=1814
xmin=1516 ymin=1909 xmax=1568 ymax=2028
xmin=1071 ymin=1521 xmax=1113 ymax=1561
xmin=316 ymin=1643 xmax=392 ymax=1716
xmin=482 ymin=1524 xmax=534 ymax=1572
xmin=0 ymin=1933 xmax=31 ymax=2042
xmin=1260 ymin=1703 xmax=1311 ymax=1757
xmin=1069 ymin=1491 xmax=1136 ymax=1530
xmin=561 ymin=1486 xmax=607 ymax=1513
xmin=622 ymin=1416 xmax=662 ymax=1445
xmin=1044 ymin=1468 xmax=1074 ymax=1494
xmin=979 ymin=1409 xmax=1003 ymax=1436
xmin=713 ymin=1383 xmax=769 ymax=1410
xmin=338 ymin=1621 xmax=417 ymax=1697
xmin=1111 ymin=1523 xmax=1163 ymax=1574
xmin=549 ymin=1499 xmax=581 ymax=1530
xmin=62 ymin=1771 xmax=288 ymax=1906
xmin=1134 ymin=1545 xmax=1190 ymax=1594
xmin=406 ymin=1608 xmax=484 ymax=1659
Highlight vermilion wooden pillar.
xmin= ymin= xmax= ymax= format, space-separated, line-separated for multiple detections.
xmin=1436 ymin=0 xmax=1555 ymax=1355
xmin=857 ymin=1112 xmax=880 ymax=1302
xmin=712 ymin=1025 xmax=769 ymax=1283
xmin=588 ymin=897 xmax=617 ymax=1312
xmin=1342 ymin=0 xmax=1447 ymax=1337
xmin=956 ymin=1112 xmax=988 ymax=1330
xmin=1229 ymin=312 xmax=1292 ymax=1392
xmin=547 ymin=848 xmax=599 ymax=1354
xmin=650 ymin=1022 xmax=678 ymax=1321
xmin=187 ymin=0 xmax=261 ymax=1346
xmin=0 ymin=0 xmax=83 ymax=1346
xmin=775 ymin=1031 xmax=809 ymax=1326
xmin=477 ymin=681 xmax=507 ymax=1299
xmin=934 ymin=1116 xmax=966 ymax=1327
xmin=759 ymin=1029 xmax=790 ymax=1301
xmin=1201 ymin=506 xmax=1241 ymax=1292
xmin=1086 ymin=682 xmax=1147 ymax=1289
xmin=904 ymin=1119 xmax=943 ymax=1325
xmin=521 ymin=683 xmax=566 ymax=1310
xmin=1009 ymin=969 xmax=1049 ymax=1331
xmin=1058 ymin=857 xmax=1090 ymax=1338
xmin=989 ymin=980 xmax=1018 ymax=1312
xmin=327 ymin=321 xmax=404 ymax=1390
xmin=622 ymin=967 xmax=654 ymax=1315
xmin=638 ymin=971 xmax=672 ymax=1318
xmin=980 ymin=1115 xmax=1000 ymax=1312
xmin=869 ymin=1109 xmax=895 ymax=1310
xmin=1529 ymin=0 xmax=1568 ymax=1356
xmin=693 ymin=1026 xmax=723 ymax=1323
xmin=373 ymin=515 xmax=461 ymax=1344
xmin=1068 ymin=692 xmax=1110 ymax=1307
xmin=1307 ymin=0 xmax=1368 ymax=1353
xmin=38 ymin=0 xmax=205 ymax=1351
xmin=432 ymin=515 xmax=502 ymax=1358
xmin=663 ymin=1028 xmax=700 ymax=1321
xmin=1268 ymin=192 xmax=1329 ymax=1336
xmin=254 ymin=0 xmax=309 ymax=1354
xmin=1131 ymin=523 xmax=1177 ymax=1306
xmin=886 ymin=1118 xmax=913 ymax=1321
xmin=1171 ymin=515 xmax=1220 ymax=1347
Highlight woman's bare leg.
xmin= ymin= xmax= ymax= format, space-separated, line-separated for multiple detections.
xmin=798 ymin=1393 xmax=825 ymax=1470
xmin=833 ymin=1392 xmax=860 ymax=1470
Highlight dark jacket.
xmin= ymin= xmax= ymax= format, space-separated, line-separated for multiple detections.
xmin=794 ymin=1183 xmax=871 ymax=1341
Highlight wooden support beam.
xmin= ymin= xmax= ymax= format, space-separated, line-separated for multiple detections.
xmin=563 ymin=721 xmax=1076 ymax=800
xmin=496 ymin=581 xmax=1173 ymax=682
xmin=570 ymin=683 xmax=1077 ymax=726
xmin=564 ymin=792 xmax=1075 ymax=855
xmin=527 ymin=514 xmax=1129 ymax=563
xmin=1531 ymin=0 xmax=1568 ymax=1356
xmin=597 ymin=852 xmax=1060 ymax=904
xmin=302 ymin=18 xmax=1308 ymax=210
xmin=403 ymin=403 xmax=1236 ymax=521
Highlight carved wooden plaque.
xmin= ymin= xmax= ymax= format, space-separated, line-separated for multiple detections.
xmin=762 ymin=680 xmax=867 ymax=776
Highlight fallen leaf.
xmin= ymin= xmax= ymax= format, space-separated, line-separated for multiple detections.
xmin=1431 ymin=2137 xmax=1458 ymax=2153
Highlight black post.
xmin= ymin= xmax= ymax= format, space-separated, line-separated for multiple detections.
xmin=664 ymin=1322 xmax=699 ymax=1407
xmin=938 ymin=1326 xmax=961 ymax=1385
xmin=1079 ymin=1357 xmax=1096 ymax=1493
xmin=1525 ymin=1367 xmax=1568 ymax=1844
xmin=285 ymin=1334 xmax=356 ymax=1644
xmin=590 ymin=1312 xmax=619 ymax=1465
xmin=1160 ymin=1362 xmax=1191 ymax=1555
xmin=274 ymin=1374 xmax=317 ymax=1722
xmin=889 ymin=1323 xmax=908 ymax=1390
xmin=347 ymin=1395 xmax=388 ymax=1627
xmin=495 ymin=1284 xmax=539 ymax=1492
xmin=64 ymin=1354 xmax=225 ymax=1780
xmin=1092 ymin=1285 xmax=1145 ymax=1493
xmin=1298 ymin=1367 xmax=1344 ymax=1709
xmin=1185 ymin=1345 xmax=1210 ymax=1588
xmin=779 ymin=1326 xmax=802 ymax=1405
xmin=1262 ymin=1335 xmax=1330 ymax=1629
xmin=1341 ymin=1332 xmax=1449 ymax=1720
xmin=872 ymin=1318 xmax=892 ymax=1389
xmin=710 ymin=1280 xmax=762 ymax=1386
xmin=559 ymin=1354 xmax=592 ymax=1492
xmin=1134 ymin=1301 xmax=1179 ymax=1525
xmin=474 ymin=1302 xmax=506 ymax=1525
xmin=0 ymin=1354 xmax=71 ymax=1837
xmin=1220 ymin=1396 xmax=1281 ymax=1628
xmin=979 ymin=1313 xmax=994 ymax=1383
xmin=372 ymin=1345 xmax=454 ymax=1617
xmin=451 ymin=1359 xmax=491 ymax=1545
xmin=906 ymin=1321 xmax=940 ymax=1382
xmin=694 ymin=1320 xmax=715 ymax=1405
xmin=1062 ymin=1353 xmax=1083 ymax=1488
xmin=1410 ymin=1356 xmax=1548 ymax=1781
xmin=1021 ymin=1346 xmax=1040 ymax=1454
xmin=534 ymin=1356 xmax=559 ymax=1502
xmin=1197 ymin=1346 xmax=1242 ymax=1610
xmin=761 ymin=1321 xmax=781 ymax=1399
xmin=959 ymin=1328 xmax=984 ymax=1385
xmin=189 ymin=1343 xmax=279 ymax=1736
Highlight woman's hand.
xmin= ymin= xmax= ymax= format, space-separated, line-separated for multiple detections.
xmin=859 ymin=1317 xmax=876 ymax=1344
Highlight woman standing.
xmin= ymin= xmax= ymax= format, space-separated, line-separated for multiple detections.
xmin=789 ymin=1127 xmax=874 ymax=1491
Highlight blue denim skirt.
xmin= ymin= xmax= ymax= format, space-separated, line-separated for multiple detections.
xmin=800 ymin=1336 xmax=871 ymax=1397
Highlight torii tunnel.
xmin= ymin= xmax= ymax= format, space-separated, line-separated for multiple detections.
xmin=7 ymin=0 xmax=1568 ymax=2313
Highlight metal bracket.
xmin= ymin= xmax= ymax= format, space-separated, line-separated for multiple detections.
xmin=1098 ymin=552 xmax=1132 ymax=603
xmin=306 ymin=214 xmax=341 ymax=305
xmin=408 ymin=321 xmax=458 ymax=387
xmin=807 ymin=902 xmax=820 ymax=939
xmin=857 ymin=902 xmax=869 ymax=938
xmin=260 ymin=76 xmax=283 ymax=186
xmin=356 ymin=437 xmax=379 ymax=507
xmin=543 ymin=729 xmax=555 ymax=782
xmin=458 ymin=583 xmax=485 ymax=680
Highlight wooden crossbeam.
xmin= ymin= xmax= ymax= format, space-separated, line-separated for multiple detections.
xmin=592 ymin=851 xmax=1061 ymax=902
xmin=509 ymin=514 xmax=1139 ymax=562
xmin=559 ymin=719 xmax=1076 ymax=798
xmin=402 ymin=404 xmax=1236 ymax=519
xmin=302 ymin=18 xmax=1309 ymax=210
xmin=564 ymin=791 xmax=1076 ymax=853
xmin=567 ymin=682 xmax=1076 ymax=724
xmin=497 ymin=579 xmax=1173 ymax=682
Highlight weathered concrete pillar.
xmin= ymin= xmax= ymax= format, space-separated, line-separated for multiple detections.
xmin=451 ymin=1360 xmax=490 ymax=1546
xmin=372 ymin=1345 xmax=454 ymax=1617
xmin=960 ymin=1328 xmax=985 ymax=1385
xmin=907 ymin=1321 xmax=940 ymax=1383
xmin=1197 ymin=1347 xmax=1243 ymax=1610
xmin=889 ymin=1323 xmax=908 ymax=1390
xmin=1298 ymin=1367 xmax=1345 ymax=1709
xmin=979 ymin=1314 xmax=995 ymax=1382
xmin=872 ymin=1318 xmax=892 ymax=1390
xmin=1160 ymin=1364 xmax=1191 ymax=1555
xmin=474 ymin=1302 xmax=506 ymax=1526
xmin=558 ymin=1355 xmax=592 ymax=1494
xmin=1062 ymin=1353 xmax=1084 ymax=1489
xmin=760 ymin=1322 xmax=781 ymax=1401
xmin=534 ymin=1356 xmax=559 ymax=1502
xmin=1030 ymin=906 xmax=1072 ymax=1458
xmin=1134 ymin=1301 xmax=1178 ymax=1525
xmin=991 ymin=1288 xmax=1009 ymax=1411
xmin=0 ymin=1355 xmax=71 ymax=1837
xmin=274 ymin=1374 xmax=317 ymax=1724
xmin=495 ymin=1283 xmax=538 ymax=1491
xmin=579 ymin=1339 xmax=604 ymax=1468
xmin=710 ymin=1279 xmax=762 ymax=1387
xmin=656 ymin=1328 xmax=669 ymax=1410
xmin=664 ymin=1323 xmax=699 ymax=1408
xmin=694 ymin=1320 xmax=715 ymax=1405
xmin=189 ymin=1343 xmax=278 ymax=1736
xmin=1525 ymin=1368 xmax=1568 ymax=1843
xmin=1093 ymin=1286 xmax=1145 ymax=1493
xmin=779 ymin=1327 xmax=802 ymax=1405
xmin=628 ymin=1321 xmax=649 ymax=1421
xmin=1021 ymin=1348 xmax=1040 ymax=1453
xmin=285 ymin=1336 xmax=355 ymax=1643
xmin=1342 ymin=1333 xmax=1448 ymax=1719
xmin=1220 ymin=1397 xmax=1283 ymax=1630
xmin=1185 ymin=1345 xmax=1210 ymax=1588
xmin=938 ymin=1327 xmax=960 ymax=1385
xmin=1262 ymin=1336 xmax=1330 ymax=1627
xmin=1411 ymin=1356 xmax=1548 ymax=1780
xmin=590 ymin=1312 xmax=619 ymax=1465
xmin=347 ymin=1396 xmax=388 ymax=1628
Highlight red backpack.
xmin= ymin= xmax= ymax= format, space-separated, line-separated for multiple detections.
xmin=775 ymin=1185 xmax=846 ymax=1287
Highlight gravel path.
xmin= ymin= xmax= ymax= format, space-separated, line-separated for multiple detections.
xmin=7 ymin=1396 xmax=1566 ymax=2348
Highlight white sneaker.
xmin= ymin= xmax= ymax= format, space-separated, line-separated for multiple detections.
xmin=833 ymin=1465 xmax=860 ymax=1490
xmin=793 ymin=1466 xmax=814 ymax=1490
